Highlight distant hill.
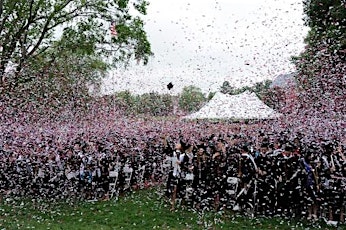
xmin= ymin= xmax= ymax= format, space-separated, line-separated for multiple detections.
xmin=270 ymin=73 xmax=296 ymax=88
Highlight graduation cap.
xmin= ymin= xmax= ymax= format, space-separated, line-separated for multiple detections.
xmin=167 ymin=82 xmax=173 ymax=90
xmin=284 ymin=143 xmax=294 ymax=152
xmin=240 ymin=143 xmax=250 ymax=152
xmin=196 ymin=144 xmax=206 ymax=150
xmin=261 ymin=142 xmax=269 ymax=148
xmin=179 ymin=139 xmax=187 ymax=150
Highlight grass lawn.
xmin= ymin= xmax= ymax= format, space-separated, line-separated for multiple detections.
xmin=0 ymin=187 xmax=338 ymax=230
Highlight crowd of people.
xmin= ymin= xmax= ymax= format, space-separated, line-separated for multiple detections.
xmin=164 ymin=134 xmax=345 ymax=225
xmin=0 ymin=133 xmax=167 ymax=201
xmin=0 ymin=126 xmax=345 ymax=225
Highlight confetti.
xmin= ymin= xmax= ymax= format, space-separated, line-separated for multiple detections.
xmin=0 ymin=0 xmax=345 ymax=228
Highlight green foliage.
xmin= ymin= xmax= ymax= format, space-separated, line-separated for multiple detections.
xmin=295 ymin=0 xmax=346 ymax=83
xmin=108 ymin=80 xmax=279 ymax=117
xmin=252 ymin=79 xmax=273 ymax=98
xmin=302 ymin=0 xmax=346 ymax=53
xmin=94 ymin=86 xmax=208 ymax=116
xmin=260 ymin=87 xmax=287 ymax=111
xmin=114 ymin=90 xmax=136 ymax=114
xmin=219 ymin=81 xmax=233 ymax=94
xmin=293 ymin=0 xmax=346 ymax=109
xmin=218 ymin=80 xmax=279 ymax=109
xmin=133 ymin=92 xmax=173 ymax=116
xmin=207 ymin=91 xmax=216 ymax=101
xmin=219 ymin=80 xmax=272 ymax=98
xmin=178 ymin=85 xmax=206 ymax=112
xmin=114 ymin=91 xmax=173 ymax=116
xmin=0 ymin=0 xmax=153 ymax=96
xmin=113 ymin=87 xmax=210 ymax=116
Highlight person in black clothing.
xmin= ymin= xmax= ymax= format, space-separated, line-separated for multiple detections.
xmin=99 ymin=154 xmax=110 ymax=200
xmin=326 ymin=143 xmax=345 ymax=223
xmin=192 ymin=144 xmax=209 ymax=210
xmin=302 ymin=150 xmax=320 ymax=221
xmin=255 ymin=141 xmax=272 ymax=216
xmin=237 ymin=144 xmax=257 ymax=213
xmin=223 ymin=145 xmax=241 ymax=210
xmin=275 ymin=144 xmax=294 ymax=217
xmin=166 ymin=139 xmax=184 ymax=211
xmin=319 ymin=142 xmax=335 ymax=221
xmin=209 ymin=149 xmax=226 ymax=211
xmin=287 ymin=147 xmax=304 ymax=218
xmin=177 ymin=143 xmax=193 ymax=204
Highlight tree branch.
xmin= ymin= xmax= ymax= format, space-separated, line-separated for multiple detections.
xmin=0 ymin=0 xmax=3 ymax=19
xmin=27 ymin=1 xmax=96 ymax=57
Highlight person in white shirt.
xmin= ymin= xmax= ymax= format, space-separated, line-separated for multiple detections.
xmin=169 ymin=140 xmax=186 ymax=211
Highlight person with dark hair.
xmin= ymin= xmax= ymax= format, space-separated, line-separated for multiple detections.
xmin=302 ymin=150 xmax=320 ymax=221
xmin=287 ymin=145 xmax=304 ymax=218
xmin=84 ymin=164 xmax=94 ymax=200
xmin=178 ymin=143 xmax=194 ymax=205
xmin=255 ymin=141 xmax=273 ymax=216
xmin=223 ymin=145 xmax=240 ymax=211
xmin=192 ymin=144 xmax=209 ymax=210
xmin=319 ymin=141 xmax=336 ymax=222
xmin=168 ymin=139 xmax=184 ymax=211
xmin=236 ymin=143 xmax=258 ymax=214
xmin=339 ymin=162 xmax=346 ymax=224
xmin=325 ymin=141 xmax=346 ymax=225
xmin=209 ymin=149 xmax=226 ymax=211
xmin=337 ymin=144 xmax=346 ymax=224
xmin=99 ymin=154 xmax=110 ymax=200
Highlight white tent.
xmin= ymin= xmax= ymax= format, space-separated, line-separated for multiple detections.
xmin=184 ymin=91 xmax=282 ymax=120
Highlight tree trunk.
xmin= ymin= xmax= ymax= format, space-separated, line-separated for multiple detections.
xmin=0 ymin=64 xmax=6 ymax=88
xmin=0 ymin=0 xmax=3 ymax=18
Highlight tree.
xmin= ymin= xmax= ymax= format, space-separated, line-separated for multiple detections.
xmin=276 ymin=0 xmax=346 ymax=142
xmin=252 ymin=80 xmax=272 ymax=94
xmin=135 ymin=92 xmax=173 ymax=116
xmin=293 ymin=0 xmax=346 ymax=114
xmin=220 ymin=81 xmax=233 ymax=94
xmin=219 ymin=79 xmax=272 ymax=97
xmin=178 ymin=85 xmax=206 ymax=112
xmin=261 ymin=86 xmax=288 ymax=111
xmin=294 ymin=0 xmax=345 ymax=91
xmin=114 ymin=90 xmax=136 ymax=115
xmin=112 ymin=91 xmax=174 ymax=116
xmin=207 ymin=91 xmax=216 ymax=101
xmin=302 ymin=0 xmax=346 ymax=53
xmin=0 ymin=0 xmax=152 ymax=90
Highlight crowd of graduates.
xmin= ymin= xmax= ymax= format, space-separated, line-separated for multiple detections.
xmin=164 ymin=134 xmax=345 ymax=225
xmin=0 ymin=129 xmax=345 ymax=225
xmin=0 ymin=133 xmax=165 ymax=201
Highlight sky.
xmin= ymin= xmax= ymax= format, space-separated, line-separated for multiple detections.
xmin=100 ymin=0 xmax=309 ymax=96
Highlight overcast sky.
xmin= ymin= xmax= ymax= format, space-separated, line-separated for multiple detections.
xmin=101 ymin=0 xmax=309 ymax=95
